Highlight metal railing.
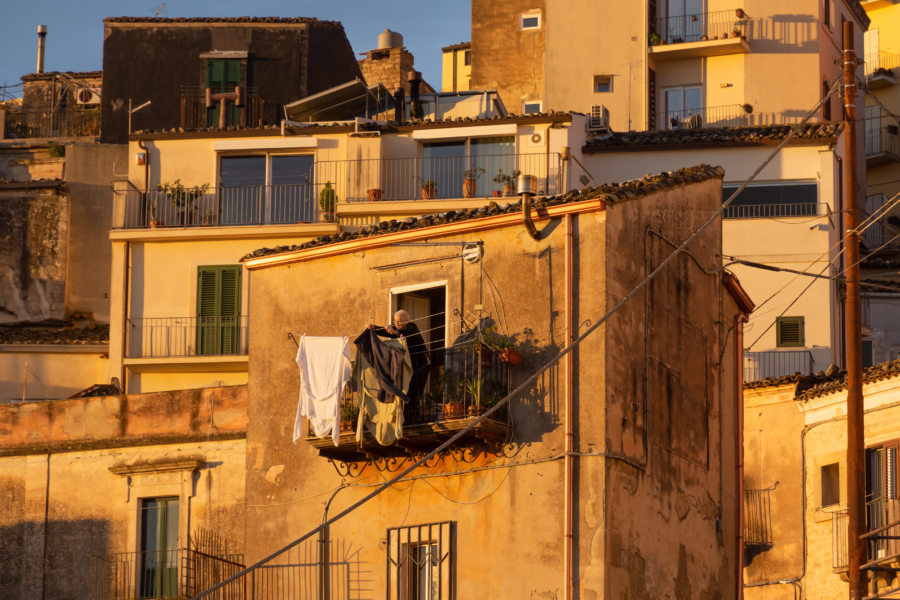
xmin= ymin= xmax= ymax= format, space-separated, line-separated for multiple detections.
xmin=833 ymin=509 xmax=849 ymax=570
xmin=315 ymin=152 xmax=562 ymax=203
xmin=743 ymin=350 xmax=813 ymax=382
xmin=180 ymin=86 xmax=264 ymax=128
xmin=866 ymin=120 xmax=900 ymax=158
xmin=386 ymin=522 xmax=454 ymax=600
xmin=865 ymin=50 xmax=900 ymax=77
xmin=724 ymin=202 xmax=829 ymax=219
xmin=328 ymin=343 xmax=510 ymax=435
xmin=4 ymin=108 xmax=100 ymax=138
xmin=90 ymin=548 xmax=244 ymax=600
xmin=658 ymin=104 xmax=752 ymax=129
xmin=113 ymin=186 xmax=319 ymax=229
xmin=832 ymin=498 xmax=900 ymax=571
xmin=126 ymin=316 xmax=248 ymax=358
xmin=744 ymin=488 xmax=774 ymax=546
xmin=654 ymin=8 xmax=747 ymax=44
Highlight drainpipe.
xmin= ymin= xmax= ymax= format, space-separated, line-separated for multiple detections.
xmin=564 ymin=213 xmax=574 ymax=600
xmin=138 ymin=139 xmax=150 ymax=194
xmin=735 ymin=311 xmax=747 ymax=600
xmin=36 ymin=25 xmax=47 ymax=74
xmin=518 ymin=175 xmax=541 ymax=240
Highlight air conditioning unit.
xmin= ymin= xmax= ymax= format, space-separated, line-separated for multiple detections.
xmin=76 ymin=87 xmax=101 ymax=105
xmin=588 ymin=105 xmax=610 ymax=132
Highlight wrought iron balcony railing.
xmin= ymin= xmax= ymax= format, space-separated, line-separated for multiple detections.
xmin=865 ymin=120 xmax=900 ymax=158
xmin=654 ymin=8 xmax=747 ymax=44
xmin=658 ymin=104 xmax=753 ymax=130
xmin=724 ymin=202 xmax=830 ymax=219
xmin=743 ymin=350 xmax=813 ymax=382
xmin=4 ymin=108 xmax=100 ymax=138
xmin=744 ymin=487 xmax=774 ymax=546
xmin=126 ymin=316 xmax=248 ymax=359
xmin=180 ymin=86 xmax=264 ymax=128
xmin=90 ymin=548 xmax=244 ymax=600
xmin=831 ymin=498 xmax=900 ymax=571
xmin=865 ymin=50 xmax=900 ymax=78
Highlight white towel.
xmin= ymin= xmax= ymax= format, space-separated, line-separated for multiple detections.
xmin=294 ymin=335 xmax=351 ymax=446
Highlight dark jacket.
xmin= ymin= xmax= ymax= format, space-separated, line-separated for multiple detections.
xmin=353 ymin=329 xmax=409 ymax=404
xmin=373 ymin=322 xmax=430 ymax=372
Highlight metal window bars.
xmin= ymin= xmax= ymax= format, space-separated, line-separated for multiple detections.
xmin=386 ymin=522 xmax=455 ymax=600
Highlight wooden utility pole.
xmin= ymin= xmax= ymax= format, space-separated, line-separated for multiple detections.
xmin=843 ymin=19 xmax=867 ymax=600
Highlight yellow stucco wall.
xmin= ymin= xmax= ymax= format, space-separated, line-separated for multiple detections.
xmin=0 ymin=346 xmax=108 ymax=403
xmin=441 ymin=46 xmax=471 ymax=92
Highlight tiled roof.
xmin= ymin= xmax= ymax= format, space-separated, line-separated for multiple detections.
xmin=0 ymin=320 xmax=109 ymax=345
xmin=104 ymin=16 xmax=336 ymax=25
xmin=132 ymin=111 xmax=573 ymax=139
xmin=583 ymin=122 xmax=843 ymax=153
xmin=21 ymin=71 xmax=102 ymax=81
xmin=744 ymin=357 xmax=900 ymax=401
xmin=441 ymin=42 xmax=471 ymax=52
xmin=241 ymin=164 xmax=724 ymax=261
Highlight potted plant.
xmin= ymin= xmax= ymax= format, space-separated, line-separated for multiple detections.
xmin=148 ymin=194 xmax=162 ymax=228
xmin=340 ymin=402 xmax=359 ymax=432
xmin=157 ymin=179 xmax=208 ymax=226
xmin=462 ymin=167 xmax=484 ymax=198
xmin=649 ymin=32 xmax=661 ymax=46
xmin=421 ymin=179 xmax=437 ymax=200
xmin=465 ymin=378 xmax=485 ymax=416
xmin=320 ymin=181 xmax=337 ymax=222
xmin=484 ymin=325 xmax=523 ymax=366
xmin=442 ymin=397 xmax=465 ymax=419
xmin=493 ymin=169 xmax=521 ymax=197
xmin=201 ymin=209 xmax=216 ymax=226
xmin=367 ymin=188 xmax=383 ymax=201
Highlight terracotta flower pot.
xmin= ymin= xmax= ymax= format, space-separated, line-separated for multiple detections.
xmin=499 ymin=348 xmax=523 ymax=366
xmin=443 ymin=403 xmax=465 ymax=419
xmin=321 ymin=212 xmax=336 ymax=223
xmin=463 ymin=178 xmax=476 ymax=198
xmin=367 ymin=188 xmax=382 ymax=201
xmin=422 ymin=187 xmax=436 ymax=200
xmin=502 ymin=184 xmax=515 ymax=197
xmin=493 ymin=190 xmax=502 ymax=198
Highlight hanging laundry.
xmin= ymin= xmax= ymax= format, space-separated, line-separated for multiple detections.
xmin=293 ymin=335 xmax=351 ymax=446
xmin=353 ymin=331 xmax=412 ymax=446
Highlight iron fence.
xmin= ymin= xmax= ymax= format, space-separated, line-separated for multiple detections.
xmin=865 ymin=50 xmax=900 ymax=77
xmin=386 ymin=522 xmax=455 ymax=600
xmin=831 ymin=499 xmax=900 ymax=571
xmin=4 ymin=108 xmax=100 ymax=138
xmin=833 ymin=509 xmax=848 ymax=570
xmin=743 ymin=350 xmax=813 ymax=382
xmin=744 ymin=488 xmax=774 ymax=546
xmin=329 ymin=343 xmax=510 ymax=434
xmin=180 ymin=86 xmax=264 ymax=128
xmin=126 ymin=316 xmax=248 ymax=358
xmin=865 ymin=119 xmax=900 ymax=157
xmin=90 ymin=548 xmax=244 ymax=600
xmin=654 ymin=8 xmax=747 ymax=44
xmin=658 ymin=104 xmax=751 ymax=130
xmin=113 ymin=186 xmax=319 ymax=229
xmin=724 ymin=202 xmax=829 ymax=219
xmin=314 ymin=152 xmax=562 ymax=203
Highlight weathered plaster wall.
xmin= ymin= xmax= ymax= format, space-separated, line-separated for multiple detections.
xmin=0 ymin=183 xmax=68 ymax=323
xmin=0 ymin=345 xmax=108 ymax=403
xmin=0 ymin=142 xmax=66 ymax=181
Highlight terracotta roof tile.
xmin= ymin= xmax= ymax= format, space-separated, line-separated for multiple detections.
xmin=583 ymin=122 xmax=843 ymax=153
xmin=104 ymin=16 xmax=336 ymax=25
xmin=0 ymin=320 xmax=109 ymax=345
xmin=744 ymin=357 xmax=900 ymax=401
xmin=241 ymin=164 xmax=724 ymax=261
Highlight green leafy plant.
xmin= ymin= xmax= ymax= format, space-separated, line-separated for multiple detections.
xmin=421 ymin=179 xmax=437 ymax=191
xmin=483 ymin=325 xmax=517 ymax=350
xmin=493 ymin=169 xmax=521 ymax=186
xmin=462 ymin=167 xmax=485 ymax=180
xmin=340 ymin=402 xmax=359 ymax=423
xmin=319 ymin=182 xmax=337 ymax=212
xmin=47 ymin=142 xmax=65 ymax=158
xmin=648 ymin=32 xmax=661 ymax=46
xmin=157 ymin=179 xmax=208 ymax=208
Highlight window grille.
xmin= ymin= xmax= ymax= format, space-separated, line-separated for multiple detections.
xmin=386 ymin=521 xmax=455 ymax=600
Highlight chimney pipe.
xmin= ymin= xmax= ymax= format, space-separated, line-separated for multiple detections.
xmin=407 ymin=70 xmax=422 ymax=119
xmin=36 ymin=25 xmax=47 ymax=74
xmin=393 ymin=87 xmax=405 ymax=122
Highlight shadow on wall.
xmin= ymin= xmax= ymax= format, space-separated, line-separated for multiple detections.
xmin=0 ymin=518 xmax=109 ymax=600
xmin=747 ymin=15 xmax=819 ymax=52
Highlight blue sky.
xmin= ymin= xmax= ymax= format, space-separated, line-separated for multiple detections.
xmin=0 ymin=0 xmax=471 ymax=97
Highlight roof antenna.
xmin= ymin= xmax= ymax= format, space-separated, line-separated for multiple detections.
xmin=152 ymin=3 xmax=166 ymax=17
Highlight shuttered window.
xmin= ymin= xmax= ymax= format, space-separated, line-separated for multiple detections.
xmin=206 ymin=59 xmax=244 ymax=126
xmin=776 ymin=316 xmax=804 ymax=348
xmin=196 ymin=265 xmax=242 ymax=355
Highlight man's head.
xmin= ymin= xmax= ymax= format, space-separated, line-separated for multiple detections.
xmin=393 ymin=309 xmax=410 ymax=329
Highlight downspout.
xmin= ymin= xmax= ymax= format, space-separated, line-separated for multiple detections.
xmin=564 ymin=214 xmax=574 ymax=600
xmin=519 ymin=175 xmax=541 ymax=241
xmin=735 ymin=312 xmax=747 ymax=600
xmin=138 ymin=139 xmax=150 ymax=194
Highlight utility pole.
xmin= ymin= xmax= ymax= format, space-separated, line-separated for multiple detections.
xmin=843 ymin=19 xmax=867 ymax=600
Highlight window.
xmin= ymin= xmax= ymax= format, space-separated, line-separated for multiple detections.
xmin=867 ymin=442 xmax=899 ymax=555
xmin=196 ymin=265 xmax=242 ymax=356
xmin=821 ymin=463 xmax=840 ymax=507
xmin=662 ymin=85 xmax=702 ymax=129
xmin=219 ymin=154 xmax=315 ymax=224
xmin=139 ymin=497 xmax=179 ymax=599
xmin=822 ymin=80 xmax=832 ymax=121
xmin=824 ymin=0 xmax=831 ymax=27
xmin=522 ymin=101 xmax=542 ymax=115
xmin=776 ymin=316 xmax=805 ymax=348
xmin=206 ymin=59 xmax=244 ymax=126
xmin=463 ymin=50 xmax=471 ymax=66
xmin=664 ymin=0 xmax=703 ymax=42
xmin=594 ymin=75 xmax=612 ymax=93
xmin=863 ymin=339 xmax=875 ymax=368
xmin=422 ymin=136 xmax=514 ymax=198
xmin=387 ymin=522 xmax=454 ymax=600
xmin=722 ymin=182 xmax=818 ymax=218
xmin=520 ymin=13 xmax=541 ymax=30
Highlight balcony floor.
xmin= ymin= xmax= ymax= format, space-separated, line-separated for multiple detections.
xmin=307 ymin=415 xmax=510 ymax=461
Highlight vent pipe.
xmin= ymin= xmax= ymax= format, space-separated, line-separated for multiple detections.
xmin=36 ymin=25 xmax=47 ymax=74
xmin=393 ymin=87 xmax=405 ymax=122
xmin=408 ymin=70 xmax=422 ymax=119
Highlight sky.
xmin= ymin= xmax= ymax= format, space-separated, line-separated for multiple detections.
xmin=0 ymin=0 xmax=471 ymax=97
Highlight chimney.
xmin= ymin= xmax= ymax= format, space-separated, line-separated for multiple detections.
xmin=407 ymin=70 xmax=422 ymax=119
xmin=393 ymin=87 xmax=405 ymax=121
xmin=36 ymin=25 xmax=47 ymax=74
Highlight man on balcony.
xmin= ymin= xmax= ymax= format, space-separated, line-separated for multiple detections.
xmin=370 ymin=310 xmax=431 ymax=416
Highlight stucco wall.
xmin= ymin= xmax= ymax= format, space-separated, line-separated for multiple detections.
xmin=0 ymin=346 xmax=108 ymax=403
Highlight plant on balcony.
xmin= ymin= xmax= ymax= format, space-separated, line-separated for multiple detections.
xmin=649 ymin=32 xmax=661 ymax=46
xmin=493 ymin=169 xmax=521 ymax=197
xmin=340 ymin=402 xmax=359 ymax=432
xmin=421 ymin=179 xmax=437 ymax=200
xmin=319 ymin=182 xmax=337 ymax=222
xmin=157 ymin=179 xmax=208 ymax=226
xmin=201 ymin=209 xmax=216 ymax=226
xmin=367 ymin=188 xmax=383 ymax=201
xmin=483 ymin=325 xmax=523 ymax=366
xmin=462 ymin=167 xmax=485 ymax=199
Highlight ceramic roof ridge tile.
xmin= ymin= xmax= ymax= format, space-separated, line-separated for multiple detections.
xmin=744 ymin=357 xmax=900 ymax=400
xmin=241 ymin=164 xmax=724 ymax=262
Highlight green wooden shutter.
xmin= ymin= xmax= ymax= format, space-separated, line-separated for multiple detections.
xmin=206 ymin=59 xmax=244 ymax=126
xmin=196 ymin=265 xmax=242 ymax=355
xmin=776 ymin=316 xmax=805 ymax=348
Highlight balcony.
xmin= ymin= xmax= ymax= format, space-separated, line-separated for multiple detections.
xmin=307 ymin=344 xmax=512 ymax=461
xmin=2 ymin=107 xmax=100 ymax=139
xmin=650 ymin=9 xmax=751 ymax=60
xmin=744 ymin=487 xmax=774 ymax=547
xmin=90 ymin=548 xmax=244 ymax=600
xmin=832 ymin=498 xmax=900 ymax=573
xmin=743 ymin=350 xmax=812 ymax=382
xmin=126 ymin=316 xmax=248 ymax=359
xmin=865 ymin=51 xmax=900 ymax=89
xmin=180 ymin=86 xmax=265 ymax=128
xmin=866 ymin=119 xmax=900 ymax=166
xmin=724 ymin=202 xmax=830 ymax=219
xmin=658 ymin=104 xmax=753 ymax=130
